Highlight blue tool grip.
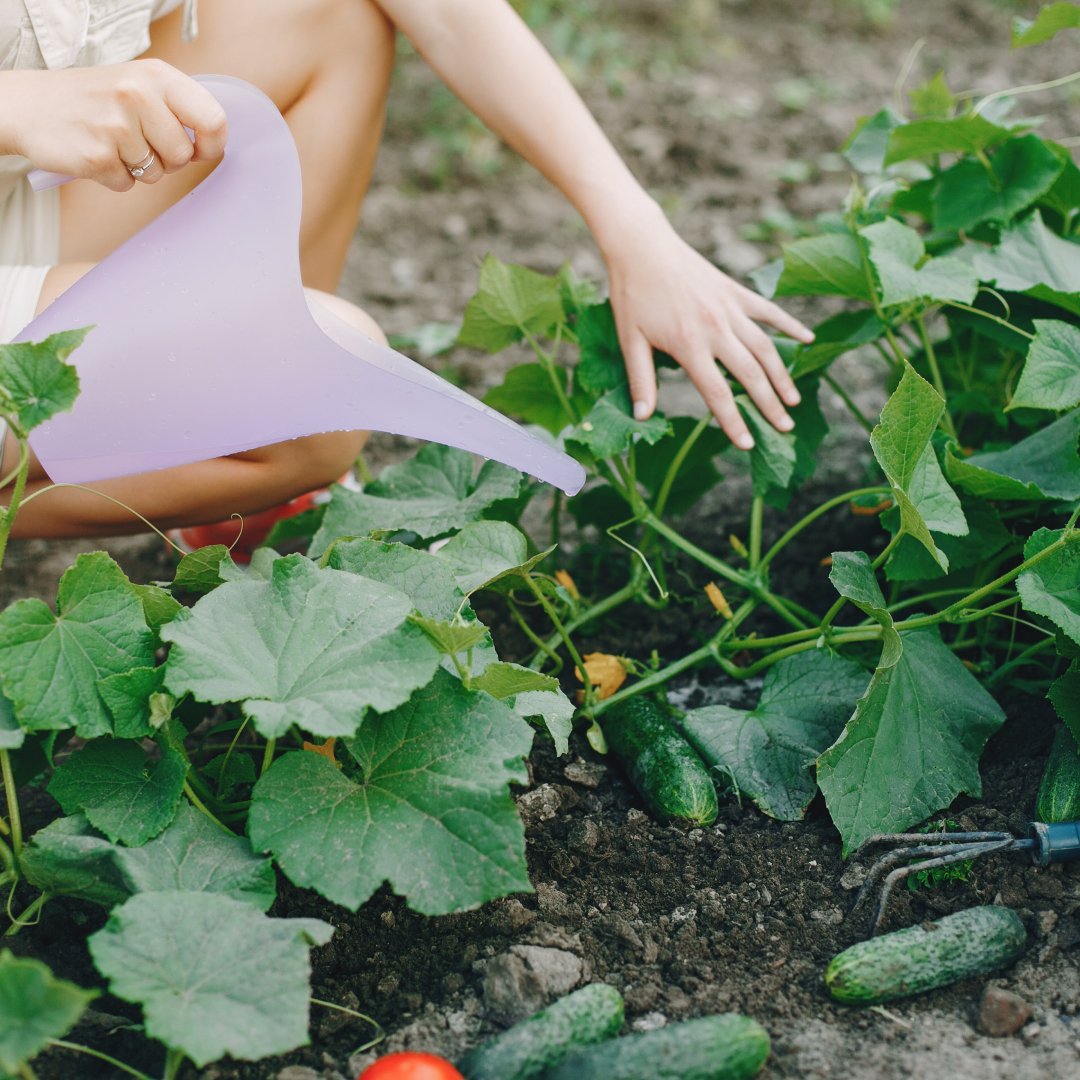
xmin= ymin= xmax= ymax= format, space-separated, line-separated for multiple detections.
xmin=1029 ymin=820 xmax=1080 ymax=866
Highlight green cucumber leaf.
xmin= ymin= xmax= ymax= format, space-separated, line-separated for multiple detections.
xmin=409 ymin=614 xmax=490 ymax=656
xmin=574 ymin=301 xmax=627 ymax=398
xmin=0 ymin=691 xmax=23 ymax=751
xmin=1050 ymin=662 xmax=1080 ymax=743
xmin=89 ymin=892 xmax=332 ymax=1067
xmin=817 ymin=629 xmax=1006 ymax=855
xmin=173 ymin=545 xmax=236 ymax=594
xmin=131 ymin=583 xmax=183 ymax=634
xmin=843 ymin=108 xmax=903 ymax=174
xmin=0 ymin=552 xmax=155 ymax=738
xmin=47 ymin=735 xmax=188 ymax=846
xmin=97 ymin=665 xmax=167 ymax=740
xmin=633 ymin=417 xmax=729 ymax=515
xmin=248 ymin=670 xmax=533 ymax=913
xmin=22 ymin=805 xmax=276 ymax=911
xmin=512 ymin=687 xmax=575 ymax=755
xmin=204 ymin=752 xmax=257 ymax=801
xmin=973 ymin=211 xmax=1080 ymax=293
xmin=1009 ymin=320 xmax=1080 ymax=412
xmin=747 ymin=381 xmax=829 ymax=509
xmin=311 ymin=444 xmax=523 ymax=555
xmin=945 ymin=408 xmax=1080 ymax=501
xmin=458 ymin=255 xmax=564 ymax=352
xmin=932 ymin=135 xmax=1064 ymax=233
xmin=482 ymin=362 xmax=572 ymax=436
xmin=829 ymin=551 xmax=902 ymax=666
xmin=0 ymin=951 xmax=96 ymax=1074
xmin=790 ymin=310 xmax=887 ymax=378
xmin=884 ymin=115 xmax=1011 ymax=165
xmin=162 ymin=556 xmax=440 ymax=740
xmin=1013 ymin=3 xmax=1080 ymax=47
xmin=909 ymin=72 xmax=955 ymax=120
xmin=435 ymin=521 xmax=549 ymax=594
xmin=860 ymin=218 xmax=978 ymax=306
xmin=774 ymin=231 xmax=873 ymax=301
xmin=325 ymin=537 xmax=464 ymax=620
xmin=0 ymin=328 xmax=86 ymax=435
xmin=1018 ymin=529 xmax=1080 ymax=646
xmin=565 ymin=387 xmax=671 ymax=459
xmin=678 ymin=651 xmax=869 ymax=821
xmin=871 ymin=364 xmax=967 ymax=570
xmin=472 ymin=662 xmax=558 ymax=699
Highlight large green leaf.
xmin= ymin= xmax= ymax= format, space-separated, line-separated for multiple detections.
xmin=973 ymin=211 xmax=1080 ymax=293
xmin=173 ymin=546 xmax=235 ymax=594
xmin=933 ymin=135 xmax=1064 ymax=233
xmin=842 ymin=108 xmax=903 ymax=174
xmin=1050 ymin=662 xmax=1080 ymax=742
xmin=817 ymin=629 xmax=1005 ymax=854
xmin=482 ymin=362 xmax=571 ymax=436
xmin=97 ymin=665 xmax=166 ymax=740
xmin=860 ymin=218 xmax=978 ymax=306
xmin=774 ymin=231 xmax=872 ymax=301
xmin=0 ymin=951 xmax=96 ymax=1074
xmin=909 ymin=72 xmax=956 ymax=120
xmin=311 ymin=444 xmax=523 ymax=555
xmin=633 ymin=417 xmax=729 ymax=516
xmin=1010 ymin=320 xmax=1080 ymax=412
xmin=435 ymin=521 xmax=547 ymax=594
xmin=1013 ymin=2 xmax=1080 ymax=47
xmin=884 ymin=115 xmax=1010 ymax=164
xmin=790 ymin=310 xmax=886 ymax=379
xmin=22 ymin=805 xmax=276 ymax=911
xmin=458 ymin=256 xmax=564 ymax=352
xmin=1018 ymin=529 xmax=1080 ymax=646
xmin=326 ymin=537 xmax=464 ymax=620
xmin=0 ymin=329 xmax=86 ymax=435
xmin=47 ymin=736 xmax=187 ymax=846
xmin=946 ymin=408 xmax=1080 ymax=501
xmin=678 ymin=652 xmax=869 ymax=820
xmin=870 ymin=365 xmax=967 ymax=570
xmin=829 ymin=551 xmax=902 ymax=666
xmin=512 ymin=687 xmax=575 ymax=756
xmin=565 ymin=387 xmax=671 ymax=459
xmin=162 ymin=556 xmax=440 ymax=740
xmin=248 ymin=670 xmax=533 ymax=914
xmin=0 ymin=552 xmax=155 ymax=738
xmin=89 ymin=892 xmax=332 ymax=1068
xmin=0 ymin=688 xmax=22 ymax=751
xmin=574 ymin=300 xmax=628 ymax=398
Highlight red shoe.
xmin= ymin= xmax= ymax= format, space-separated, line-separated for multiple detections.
xmin=170 ymin=486 xmax=330 ymax=564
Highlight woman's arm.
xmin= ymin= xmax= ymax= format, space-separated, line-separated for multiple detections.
xmin=376 ymin=0 xmax=812 ymax=448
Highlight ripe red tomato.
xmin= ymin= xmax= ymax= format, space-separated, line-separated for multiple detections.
xmin=358 ymin=1052 xmax=465 ymax=1080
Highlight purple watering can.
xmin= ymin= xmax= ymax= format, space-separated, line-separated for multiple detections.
xmin=20 ymin=74 xmax=586 ymax=496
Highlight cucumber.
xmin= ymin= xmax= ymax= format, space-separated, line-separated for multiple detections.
xmin=825 ymin=905 xmax=1027 ymax=1005
xmin=457 ymin=983 xmax=624 ymax=1080
xmin=1035 ymin=725 xmax=1080 ymax=824
xmin=602 ymin=697 xmax=718 ymax=826
xmin=537 ymin=1013 xmax=770 ymax=1080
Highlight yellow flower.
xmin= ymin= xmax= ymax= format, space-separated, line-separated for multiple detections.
xmin=704 ymin=581 xmax=733 ymax=619
xmin=575 ymin=652 xmax=628 ymax=700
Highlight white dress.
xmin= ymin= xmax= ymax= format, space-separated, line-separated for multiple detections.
xmin=0 ymin=0 xmax=197 ymax=342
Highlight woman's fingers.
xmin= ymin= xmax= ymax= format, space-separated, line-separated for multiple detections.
xmin=683 ymin=346 xmax=755 ymax=450
xmin=740 ymin=285 xmax=814 ymax=344
xmin=621 ymin=327 xmax=658 ymax=420
xmin=713 ymin=330 xmax=793 ymax=434
xmin=159 ymin=64 xmax=228 ymax=164
xmin=732 ymin=312 xmax=801 ymax=408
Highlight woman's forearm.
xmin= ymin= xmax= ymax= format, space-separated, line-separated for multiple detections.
xmin=374 ymin=0 xmax=664 ymax=253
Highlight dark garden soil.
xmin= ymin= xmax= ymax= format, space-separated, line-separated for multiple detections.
xmin=5 ymin=2 xmax=1080 ymax=1078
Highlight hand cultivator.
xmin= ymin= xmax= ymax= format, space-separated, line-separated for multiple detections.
xmin=849 ymin=820 xmax=1080 ymax=935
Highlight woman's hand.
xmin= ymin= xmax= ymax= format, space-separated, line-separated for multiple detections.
xmin=604 ymin=206 xmax=814 ymax=450
xmin=0 ymin=60 xmax=227 ymax=191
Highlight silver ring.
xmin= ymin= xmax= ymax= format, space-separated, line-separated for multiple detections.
xmin=127 ymin=151 xmax=156 ymax=178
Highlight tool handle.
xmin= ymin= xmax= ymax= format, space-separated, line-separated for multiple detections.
xmin=1029 ymin=820 xmax=1080 ymax=866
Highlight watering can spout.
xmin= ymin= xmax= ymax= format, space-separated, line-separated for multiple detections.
xmin=21 ymin=74 xmax=586 ymax=498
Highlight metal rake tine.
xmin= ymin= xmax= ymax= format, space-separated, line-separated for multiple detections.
xmin=849 ymin=841 xmax=997 ymax=916
xmin=868 ymin=839 xmax=1019 ymax=936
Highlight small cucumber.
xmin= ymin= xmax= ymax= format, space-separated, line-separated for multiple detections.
xmin=1035 ymin=725 xmax=1080 ymax=824
xmin=457 ymin=983 xmax=624 ymax=1080
xmin=602 ymin=697 xmax=718 ymax=826
xmin=825 ymin=905 xmax=1027 ymax=1005
xmin=537 ymin=1013 xmax=770 ymax=1080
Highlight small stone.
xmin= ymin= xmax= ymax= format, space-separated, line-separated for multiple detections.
xmin=442 ymin=213 xmax=469 ymax=242
xmin=627 ymin=808 xmax=648 ymax=825
xmin=347 ymin=1052 xmax=377 ymax=1077
xmin=275 ymin=1068 xmax=321 ymax=1080
xmin=380 ymin=910 xmax=395 ymax=929
xmin=534 ymin=881 xmax=571 ymax=918
xmin=377 ymin=975 xmax=399 ymax=996
xmin=1021 ymin=1021 xmax=1042 ymax=1044
xmin=1036 ymin=910 xmax=1059 ymax=936
xmin=839 ymin=864 xmax=868 ymax=891
xmin=979 ymin=987 xmax=1033 ymax=1037
xmin=563 ymin=759 xmax=606 ymax=788
xmin=482 ymin=946 xmax=582 ymax=1024
xmin=495 ymin=897 xmax=538 ymax=931
xmin=631 ymin=1011 xmax=668 ymax=1032
xmin=568 ymin=818 xmax=601 ymax=853
xmin=516 ymin=784 xmax=563 ymax=827
xmin=809 ymin=907 xmax=844 ymax=925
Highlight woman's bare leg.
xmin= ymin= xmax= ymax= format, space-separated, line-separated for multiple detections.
xmin=3 ymin=282 xmax=376 ymax=539
xmin=59 ymin=0 xmax=397 ymax=291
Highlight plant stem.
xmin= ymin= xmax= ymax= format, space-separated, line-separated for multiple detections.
xmin=653 ymin=415 xmax=711 ymax=518
xmin=759 ymin=485 xmax=890 ymax=570
xmin=5 ymin=892 xmax=48 ymax=936
xmin=0 ymin=750 xmax=22 ymax=857
xmin=17 ymin=1062 xmax=39 ymax=1080
xmin=941 ymin=300 xmax=1035 ymax=341
xmin=310 ymin=996 xmax=385 ymax=1054
xmin=523 ymin=574 xmax=591 ymax=704
xmin=824 ymin=374 xmax=875 ymax=433
xmin=0 ymin=835 xmax=14 ymax=877
xmin=916 ymin=315 xmax=957 ymax=439
xmin=748 ymin=497 xmax=764 ymax=569
xmin=162 ymin=1047 xmax=185 ymax=1080
xmin=987 ymin=638 xmax=1058 ymax=688
xmin=260 ymin=738 xmax=277 ymax=776
xmin=183 ymin=781 xmax=233 ymax=834
xmin=47 ymin=1040 xmax=155 ymax=1080
xmin=529 ymin=579 xmax=640 ymax=670
xmin=0 ymin=440 xmax=30 ymax=570
xmin=522 ymin=327 xmax=578 ymax=426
